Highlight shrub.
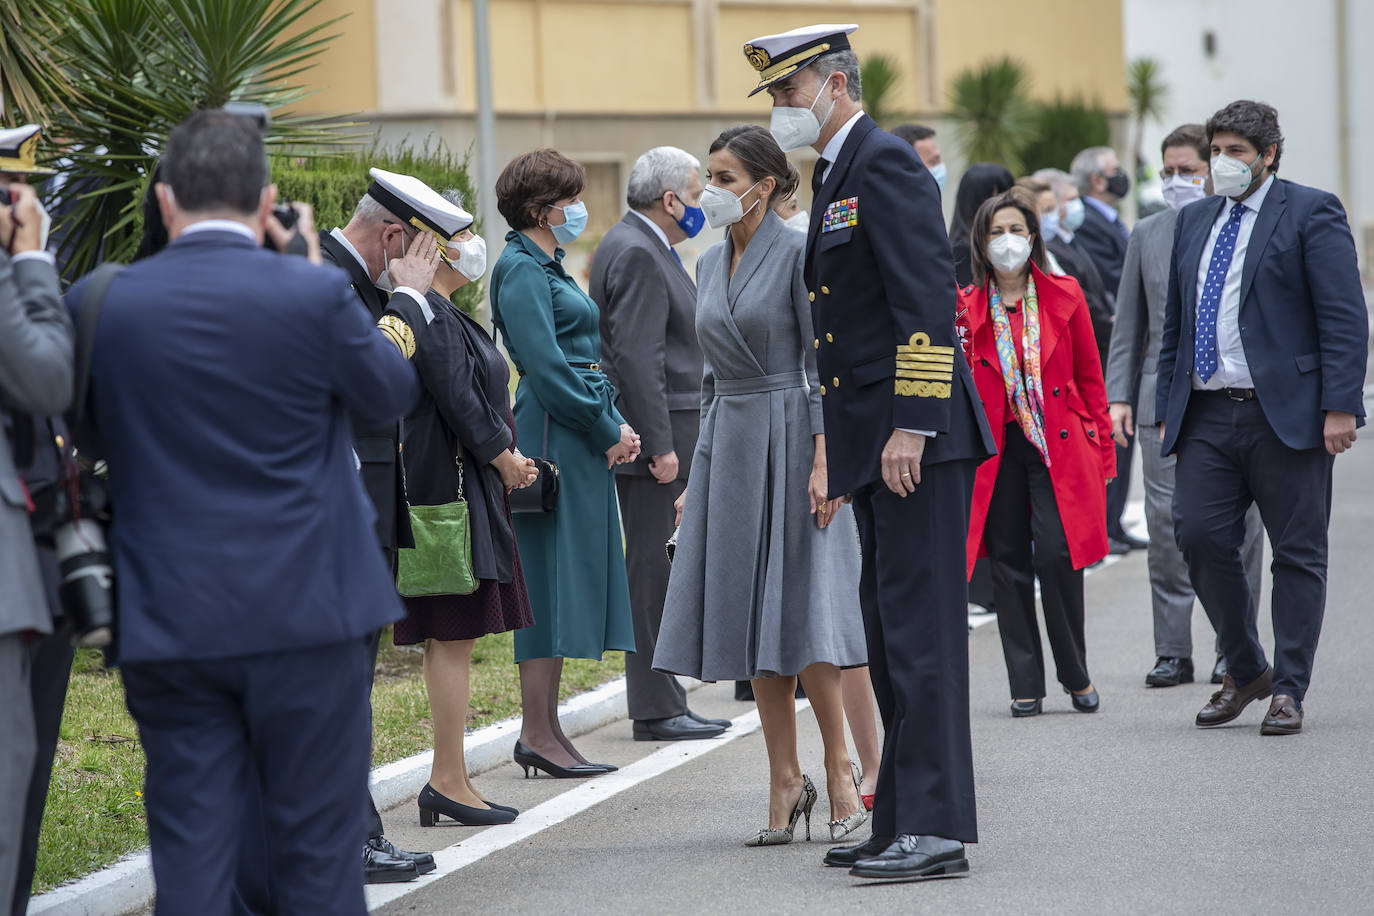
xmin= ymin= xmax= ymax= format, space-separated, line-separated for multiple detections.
xmin=1021 ymin=96 xmax=1112 ymax=173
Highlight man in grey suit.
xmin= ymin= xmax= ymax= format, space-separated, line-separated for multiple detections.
xmin=592 ymin=147 xmax=728 ymax=740
xmin=0 ymin=176 xmax=74 ymax=906
xmin=1105 ymin=123 xmax=1263 ymax=689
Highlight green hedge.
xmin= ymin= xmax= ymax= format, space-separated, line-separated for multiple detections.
xmin=1020 ymin=96 xmax=1112 ymax=173
xmin=270 ymin=143 xmax=483 ymax=314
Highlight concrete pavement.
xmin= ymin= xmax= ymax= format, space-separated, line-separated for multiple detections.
xmin=366 ymin=427 xmax=1374 ymax=914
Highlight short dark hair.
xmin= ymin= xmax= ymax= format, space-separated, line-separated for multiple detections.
xmin=160 ymin=110 xmax=268 ymax=215
xmin=1160 ymin=123 xmax=1208 ymax=163
xmin=1206 ymin=101 xmax=1283 ymax=173
xmin=495 ymin=149 xmax=586 ymax=231
xmin=891 ymin=124 xmax=936 ymax=145
xmin=707 ymin=126 xmax=799 ymax=206
xmin=969 ymin=188 xmax=1048 ymax=287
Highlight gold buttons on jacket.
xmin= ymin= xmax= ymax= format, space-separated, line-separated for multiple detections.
xmin=814 ymin=338 xmax=820 ymax=349
xmin=832 ymin=377 xmax=840 ymax=388
xmin=821 ymin=285 xmax=830 ymax=295
xmin=809 ymin=291 xmax=815 ymax=302
xmin=825 ymin=333 xmax=833 ymax=343
xmin=820 ymin=385 xmax=827 ymax=396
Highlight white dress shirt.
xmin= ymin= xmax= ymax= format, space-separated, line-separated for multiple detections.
xmin=629 ymin=209 xmax=671 ymax=250
xmin=182 ymin=219 xmax=258 ymax=242
xmin=328 ymin=227 xmax=432 ymax=323
xmin=1191 ymin=175 xmax=1274 ymax=389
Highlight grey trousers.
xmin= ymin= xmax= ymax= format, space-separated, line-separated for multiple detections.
xmin=616 ymin=475 xmax=688 ymax=722
xmin=1139 ymin=422 xmax=1264 ymax=658
xmin=0 ymin=634 xmax=36 ymax=908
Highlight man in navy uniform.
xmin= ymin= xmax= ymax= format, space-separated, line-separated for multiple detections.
xmin=1158 ymin=100 xmax=1367 ymax=735
xmin=744 ymin=23 xmax=994 ymax=880
xmin=65 ymin=110 xmax=433 ymax=913
xmin=319 ymin=168 xmax=476 ymax=882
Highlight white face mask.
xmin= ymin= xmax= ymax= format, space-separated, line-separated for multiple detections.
xmin=450 ymin=234 xmax=488 ymax=281
xmin=769 ymin=73 xmax=839 ymax=152
xmin=375 ymin=229 xmax=404 ymax=292
xmin=1162 ymin=172 xmax=1207 ymax=211
xmin=783 ymin=210 xmax=810 ymax=233
xmin=1062 ymin=197 xmax=1085 ymax=233
xmin=700 ymin=181 xmax=761 ymax=229
xmin=988 ymin=233 xmax=1032 ymax=275
xmin=1210 ymin=152 xmax=1263 ymax=198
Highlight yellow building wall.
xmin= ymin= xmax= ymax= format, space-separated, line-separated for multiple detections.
xmin=288 ymin=0 xmax=377 ymax=115
xmin=934 ymin=0 xmax=1127 ymax=111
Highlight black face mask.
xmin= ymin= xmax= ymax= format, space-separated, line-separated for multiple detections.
xmin=1105 ymin=171 xmax=1130 ymax=199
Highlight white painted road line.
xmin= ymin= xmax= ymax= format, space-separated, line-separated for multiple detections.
xmin=364 ymin=700 xmax=807 ymax=910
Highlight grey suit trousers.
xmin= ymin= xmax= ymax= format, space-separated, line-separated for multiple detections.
xmin=1139 ymin=422 xmax=1263 ymax=657
xmin=616 ymin=475 xmax=688 ymax=721
xmin=0 ymin=634 xmax=36 ymax=907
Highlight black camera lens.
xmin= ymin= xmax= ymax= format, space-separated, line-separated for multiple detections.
xmin=54 ymin=519 xmax=116 ymax=648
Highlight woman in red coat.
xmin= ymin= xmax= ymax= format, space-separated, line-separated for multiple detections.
xmin=957 ymin=188 xmax=1116 ymax=718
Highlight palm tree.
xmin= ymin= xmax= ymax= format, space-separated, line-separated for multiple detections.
xmin=860 ymin=54 xmax=901 ymax=128
xmin=946 ymin=57 xmax=1037 ymax=174
xmin=9 ymin=0 xmax=354 ymax=280
xmin=1127 ymin=57 xmax=1169 ymax=182
xmin=0 ymin=0 xmax=80 ymax=124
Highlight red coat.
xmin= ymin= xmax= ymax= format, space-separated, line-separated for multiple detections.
xmin=958 ymin=266 xmax=1116 ymax=577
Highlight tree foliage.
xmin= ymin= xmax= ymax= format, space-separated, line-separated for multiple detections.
xmin=860 ymin=54 xmax=902 ymax=128
xmin=1020 ymin=96 xmax=1112 ymax=173
xmin=946 ymin=57 xmax=1038 ymax=175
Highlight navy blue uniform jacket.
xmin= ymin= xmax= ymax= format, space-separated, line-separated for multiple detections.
xmin=806 ymin=114 xmax=994 ymax=496
xmin=67 ymin=229 xmax=421 ymax=664
xmin=1156 ymin=178 xmax=1368 ymax=454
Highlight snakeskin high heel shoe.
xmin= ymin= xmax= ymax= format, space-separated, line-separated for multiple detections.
xmin=828 ymin=761 xmax=870 ymax=842
xmin=744 ymin=775 xmax=817 ymax=847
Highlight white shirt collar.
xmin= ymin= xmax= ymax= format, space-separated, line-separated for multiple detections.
xmin=181 ymin=219 xmax=257 ymax=242
xmin=820 ymin=109 xmax=866 ymax=166
xmin=1083 ymin=195 xmax=1118 ymax=223
xmin=1224 ymin=173 xmax=1275 ymax=216
xmin=329 ymin=226 xmax=370 ymax=273
xmin=629 ymin=209 xmax=671 ymax=250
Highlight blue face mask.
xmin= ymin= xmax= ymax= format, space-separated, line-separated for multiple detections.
xmin=673 ymin=192 xmax=706 ymax=238
xmin=550 ymin=201 xmax=589 ymax=244
xmin=1062 ymin=197 xmax=1086 ymax=233
xmin=929 ymin=162 xmax=948 ymax=193
xmin=1039 ymin=208 xmax=1060 ymax=242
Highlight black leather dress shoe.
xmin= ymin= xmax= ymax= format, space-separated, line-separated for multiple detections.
xmin=363 ymin=842 xmax=419 ymax=884
xmin=1120 ymin=532 xmax=1149 ymax=550
xmin=686 ymin=708 xmax=732 ymax=729
xmin=368 ymin=835 xmax=434 ymax=875
xmin=1010 ymin=698 xmax=1042 ymax=717
xmin=632 ymin=714 xmax=726 ymax=741
xmin=1146 ymin=656 xmax=1195 ymax=687
xmin=824 ymin=834 xmax=894 ymax=867
xmin=1107 ymin=537 xmax=1132 ymax=555
xmin=850 ymin=834 xmax=969 ymax=880
xmin=1211 ymin=654 xmax=1227 ymax=684
xmin=1070 ymin=687 xmax=1100 ymax=712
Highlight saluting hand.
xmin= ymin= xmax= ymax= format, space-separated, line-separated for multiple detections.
xmin=387 ymin=231 xmax=442 ymax=293
xmin=881 ymin=429 xmax=926 ymax=496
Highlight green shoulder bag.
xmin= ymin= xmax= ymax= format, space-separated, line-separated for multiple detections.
xmin=396 ymin=458 xmax=478 ymax=597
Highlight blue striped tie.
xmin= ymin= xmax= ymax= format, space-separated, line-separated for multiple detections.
xmin=1194 ymin=203 xmax=1246 ymax=384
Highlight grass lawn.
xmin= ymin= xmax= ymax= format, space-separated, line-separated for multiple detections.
xmin=33 ymin=631 xmax=624 ymax=895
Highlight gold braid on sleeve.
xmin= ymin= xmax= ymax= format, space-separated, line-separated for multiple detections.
xmin=895 ymin=332 xmax=953 ymax=399
xmin=377 ymin=314 xmax=416 ymax=359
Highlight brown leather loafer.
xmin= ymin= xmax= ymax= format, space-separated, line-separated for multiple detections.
xmin=1195 ymin=666 xmax=1273 ymax=727
xmin=1260 ymin=694 xmax=1303 ymax=735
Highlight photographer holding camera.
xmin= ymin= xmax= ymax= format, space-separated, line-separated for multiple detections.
xmin=62 ymin=109 xmax=431 ymax=913
xmin=0 ymin=124 xmax=75 ymax=908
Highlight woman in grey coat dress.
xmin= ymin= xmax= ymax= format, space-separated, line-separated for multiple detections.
xmin=654 ymin=126 xmax=868 ymax=848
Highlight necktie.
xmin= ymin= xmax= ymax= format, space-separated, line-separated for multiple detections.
xmin=812 ymin=158 xmax=830 ymax=196
xmin=670 ymin=248 xmax=686 ymax=274
xmin=1194 ymin=203 xmax=1247 ymax=384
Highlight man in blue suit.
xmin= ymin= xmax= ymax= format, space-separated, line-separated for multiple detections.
xmin=66 ymin=110 xmax=432 ymax=914
xmin=1157 ymin=100 xmax=1367 ymax=736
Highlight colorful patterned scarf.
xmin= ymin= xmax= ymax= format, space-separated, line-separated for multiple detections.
xmin=990 ymin=275 xmax=1051 ymax=465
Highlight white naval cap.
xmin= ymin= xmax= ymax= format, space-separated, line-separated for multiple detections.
xmin=367 ymin=167 xmax=474 ymax=242
xmin=742 ymin=23 xmax=858 ymax=97
xmin=0 ymin=124 xmax=55 ymax=175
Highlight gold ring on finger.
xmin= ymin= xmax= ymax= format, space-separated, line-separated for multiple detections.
xmin=901 ymin=472 xmax=912 ymax=478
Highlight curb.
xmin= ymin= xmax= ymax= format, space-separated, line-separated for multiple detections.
xmin=30 ymin=675 xmax=683 ymax=916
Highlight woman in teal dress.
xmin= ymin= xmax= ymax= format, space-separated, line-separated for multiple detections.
xmin=490 ymin=149 xmax=642 ymax=776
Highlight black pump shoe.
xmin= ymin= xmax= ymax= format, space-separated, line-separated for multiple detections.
xmin=1070 ymin=687 xmax=1100 ymax=712
xmin=1010 ymin=699 xmax=1042 ymax=717
xmin=513 ymin=740 xmax=611 ymax=778
xmin=418 ymin=784 xmax=517 ymax=827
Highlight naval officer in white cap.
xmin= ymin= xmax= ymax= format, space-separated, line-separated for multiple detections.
xmin=741 ymin=23 xmax=995 ymax=881
xmin=317 ymin=166 xmax=474 ymax=884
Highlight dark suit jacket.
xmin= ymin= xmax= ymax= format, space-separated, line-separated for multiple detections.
xmin=1156 ymin=178 xmax=1369 ymax=454
xmin=806 ymin=114 xmax=994 ymax=496
xmin=1049 ymin=236 xmax=1113 ymax=334
xmin=319 ymin=230 xmax=417 ymax=549
xmin=66 ymin=229 xmax=422 ymax=663
xmin=590 ymin=212 xmax=703 ymax=479
xmin=1075 ymin=200 xmax=1129 ymax=300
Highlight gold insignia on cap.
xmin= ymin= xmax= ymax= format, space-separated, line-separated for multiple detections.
xmin=744 ymin=44 xmax=772 ymax=71
xmin=895 ymin=331 xmax=954 ymax=398
xmin=378 ymin=314 xmax=416 ymax=359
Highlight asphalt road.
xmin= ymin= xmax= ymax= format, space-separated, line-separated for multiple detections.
xmin=366 ymin=413 xmax=1374 ymax=915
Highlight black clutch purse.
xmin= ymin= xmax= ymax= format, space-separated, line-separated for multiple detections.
xmin=509 ymin=413 xmax=559 ymax=513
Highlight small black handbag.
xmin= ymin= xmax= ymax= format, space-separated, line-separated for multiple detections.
xmin=509 ymin=413 xmax=559 ymax=513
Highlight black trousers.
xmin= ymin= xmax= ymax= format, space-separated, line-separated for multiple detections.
xmin=1172 ymin=393 xmax=1333 ymax=704
xmin=1105 ymin=431 xmax=1135 ymax=541
xmin=984 ymin=426 xmax=1090 ymax=699
xmin=851 ymin=461 xmax=978 ymax=844
xmin=363 ymin=547 xmax=394 ymax=841
xmin=616 ymin=475 xmax=688 ymax=721
xmin=123 ymin=639 xmax=373 ymax=916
